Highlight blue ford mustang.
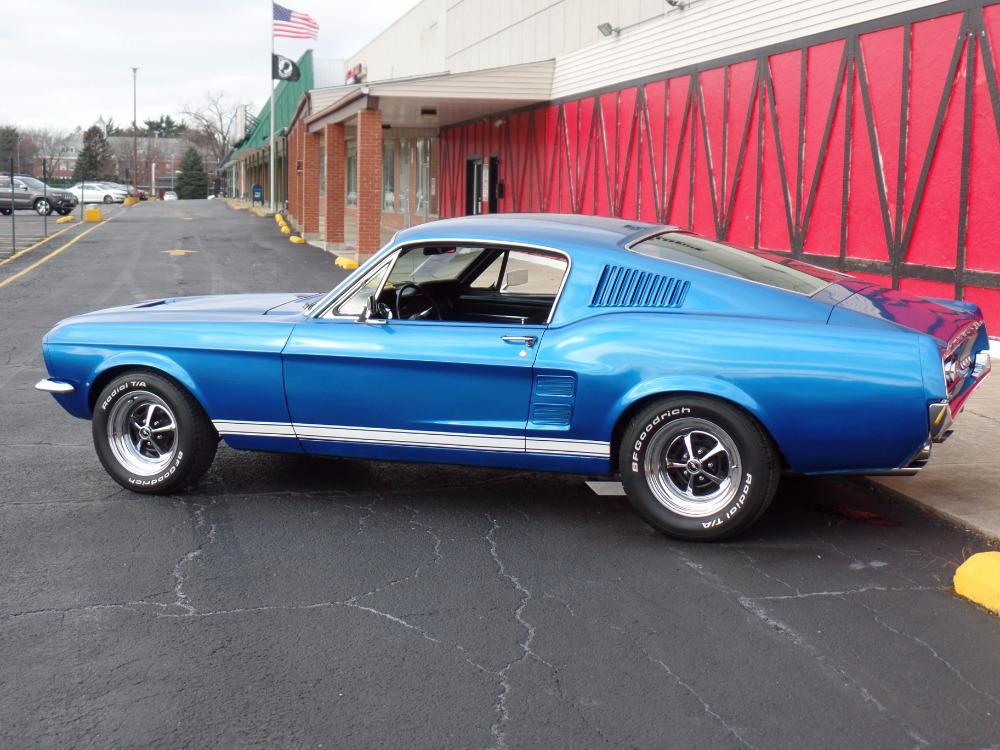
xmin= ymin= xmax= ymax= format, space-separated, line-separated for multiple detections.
xmin=37 ymin=214 xmax=992 ymax=540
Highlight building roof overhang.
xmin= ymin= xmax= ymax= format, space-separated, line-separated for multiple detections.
xmin=302 ymin=60 xmax=555 ymax=133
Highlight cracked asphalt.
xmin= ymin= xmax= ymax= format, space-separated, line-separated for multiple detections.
xmin=1 ymin=202 xmax=999 ymax=749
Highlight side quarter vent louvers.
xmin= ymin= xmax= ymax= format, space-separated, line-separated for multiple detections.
xmin=591 ymin=265 xmax=690 ymax=309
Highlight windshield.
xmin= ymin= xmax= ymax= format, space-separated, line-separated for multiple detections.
xmin=630 ymin=232 xmax=844 ymax=295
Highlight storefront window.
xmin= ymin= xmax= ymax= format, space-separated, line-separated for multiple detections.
xmin=416 ymin=139 xmax=431 ymax=219
xmin=399 ymin=140 xmax=411 ymax=224
xmin=382 ymin=141 xmax=395 ymax=211
xmin=346 ymin=141 xmax=357 ymax=207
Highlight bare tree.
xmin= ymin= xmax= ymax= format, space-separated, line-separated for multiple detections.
xmin=181 ymin=92 xmax=244 ymax=171
xmin=27 ymin=127 xmax=75 ymax=178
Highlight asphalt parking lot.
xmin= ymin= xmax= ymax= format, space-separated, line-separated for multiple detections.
xmin=1 ymin=200 xmax=998 ymax=749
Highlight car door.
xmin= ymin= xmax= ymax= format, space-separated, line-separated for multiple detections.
xmin=13 ymin=179 xmax=31 ymax=209
xmin=282 ymin=317 xmax=543 ymax=463
xmin=281 ymin=243 xmax=566 ymax=466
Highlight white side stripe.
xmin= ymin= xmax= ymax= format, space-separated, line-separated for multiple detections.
xmin=214 ymin=420 xmax=297 ymax=437
xmin=294 ymin=423 xmax=524 ymax=452
xmin=213 ymin=420 xmax=610 ymax=458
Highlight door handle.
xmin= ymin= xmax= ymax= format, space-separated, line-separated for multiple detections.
xmin=501 ymin=335 xmax=536 ymax=347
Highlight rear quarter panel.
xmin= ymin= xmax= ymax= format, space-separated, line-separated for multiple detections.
xmin=537 ymin=310 xmax=931 ymax=474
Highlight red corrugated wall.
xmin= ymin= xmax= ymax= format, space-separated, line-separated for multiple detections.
xmin=440 ymin=1 xmax=1000 ymax=330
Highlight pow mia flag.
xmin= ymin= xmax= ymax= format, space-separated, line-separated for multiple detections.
xmin=272 ymin=54 xmax=301 ymax=82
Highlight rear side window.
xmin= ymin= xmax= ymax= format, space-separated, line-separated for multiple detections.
xmin=630 ymin=232 xmax=842 ymax=295
xmin=469 ymin=249 xmax=567 ymax=296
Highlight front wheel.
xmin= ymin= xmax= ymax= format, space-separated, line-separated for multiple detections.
xmin=619 ymin=396 xmax=778 ymax=541
xmin=0 ymin=207 xmax=11 ymax=215
xmin=103 ymin=195 xmax=113 ymax=204
xmin=56 ymin=208 xmax=71 ymax=216
xmin=92 ymin=370 xmax=218 ymax=493
xmin=34 ymin=198 xmax=52 ymax=216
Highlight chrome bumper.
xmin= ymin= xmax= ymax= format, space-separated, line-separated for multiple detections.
xmin=35 ymin=378 xmax=75 ymax=394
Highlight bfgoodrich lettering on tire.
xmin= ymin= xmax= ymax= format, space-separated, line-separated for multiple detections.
xmin=92 ymin=370 xmax=218 ymax=494
xmin=619 ymin=396 xmax=778 ymax=541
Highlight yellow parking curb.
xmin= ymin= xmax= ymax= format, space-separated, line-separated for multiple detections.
xmin=56 ymin=216 xmax=75 ymax=224
xmin=335 ymin=257 xmax=359 ymax=269
xmin=954 ymin=552 xmax=1000 ymax=615
xmin=289 ymin=236 xmax=306 ymax=244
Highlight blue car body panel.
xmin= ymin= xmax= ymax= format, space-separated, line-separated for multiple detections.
xmin=39 ymin=214 xmax=991 ymax=480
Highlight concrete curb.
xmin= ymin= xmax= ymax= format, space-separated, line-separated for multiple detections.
xmin=954 ymin=552 xmax=1000 ymax=615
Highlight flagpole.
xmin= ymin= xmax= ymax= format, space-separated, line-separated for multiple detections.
xmin=269 ymin=4 xmax=276 ymax=214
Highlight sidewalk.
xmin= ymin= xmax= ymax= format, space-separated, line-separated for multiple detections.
xmin=872 ymin=340 xmax=1000 ymax=543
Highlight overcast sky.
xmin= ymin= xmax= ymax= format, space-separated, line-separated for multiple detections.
xmin=1 ymin=0 xmax=419 ymax=134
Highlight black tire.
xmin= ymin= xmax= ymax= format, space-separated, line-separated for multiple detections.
xmin=56 ymin=208 xmax=71 ymax=216
xmin=34 ymin=198 xmax=52 ymax=216
xmin=92 ymin=370 xmax=218 ymax=494
xmin=0 ymin=207 xmax=11 ymax=215
xmin=103 ymin=194 xmax=113 ymax=204
xmin=619 ymin=396 xmax=778 ymax=541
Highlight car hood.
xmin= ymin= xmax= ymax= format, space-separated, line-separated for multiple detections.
xmin=56 ymin=293 xmax=320 ymax=324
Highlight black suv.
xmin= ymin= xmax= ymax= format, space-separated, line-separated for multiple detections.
xmin=0 ymin=175 xmax=79 ymax=216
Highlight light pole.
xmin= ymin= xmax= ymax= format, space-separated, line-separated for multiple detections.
xmin=131 ymin=67 xmax=139 ymax=196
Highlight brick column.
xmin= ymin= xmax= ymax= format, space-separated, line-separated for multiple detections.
xmin=356 ymin=108 xmax=383 ymax=257
xmin=303 ymin=130 xmax=321 ymax=235
xmin=325 ymin=123 xmax=345 ymax=244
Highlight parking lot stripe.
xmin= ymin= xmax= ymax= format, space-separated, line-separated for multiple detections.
xmin=0 ymin=222 xmax=83 ymax=268
xmin=0 ymin=215 xmax=118 ymax=290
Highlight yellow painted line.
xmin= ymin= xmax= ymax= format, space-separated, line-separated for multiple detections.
xmin=0 ymin=213 xmax=119 ymax=290
xmin=162 ymin=249 xmax=197 ymax=256
xmin=954 ymin=552 xmax=1000 ymax=615
xmin=0 ymin=221 xmax=85 ymax=268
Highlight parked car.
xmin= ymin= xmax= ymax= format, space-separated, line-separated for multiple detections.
xmin=36 ymin=214 xmax=991 ymax=540
xmin=0 ymin=175 xmax=79 ymax=216
xmin=67 ymin=182 xmax=128 ymax=204
xmin=162 ymin=191 xmax=178 ymax=201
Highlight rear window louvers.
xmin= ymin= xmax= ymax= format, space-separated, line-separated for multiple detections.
xmin=591 ymin=265 xmax=690 ymax=309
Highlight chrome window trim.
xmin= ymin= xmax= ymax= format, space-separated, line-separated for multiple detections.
xmin=309 ymin=238 xmax=573 ymax=326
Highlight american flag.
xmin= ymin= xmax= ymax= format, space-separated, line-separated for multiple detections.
xmin=273 ymin=3 xmax=319 ymax=39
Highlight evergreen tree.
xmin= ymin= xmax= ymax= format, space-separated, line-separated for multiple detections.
xmin=72 ymin=126 xmax=114 ymax=182
xmin=0 ymin=126 xmax=19 ymax=172
xmin=143 ymin=115 xmax=185 ymax=138
xmin=174 ymin=147 xmax=208 ymax=199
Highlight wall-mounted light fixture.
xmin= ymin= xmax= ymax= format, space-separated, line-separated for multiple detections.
xmin=665 ymin=0 xmax=686 ymax=8
xmin=493 ymin=118 xmax=505 ymax=129
xmin=597 ymin=22 xmax=618 ymax=37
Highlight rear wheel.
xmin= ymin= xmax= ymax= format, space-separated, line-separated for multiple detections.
xmin=619 ymin=396 xmax=778 ymax=541
xmin=103 ymin=194 xmax=113 ymax=204
xmin=34 ymin=198 xmax=52 ymax=216
xmin=92 ymin=370 xmax=217 ymax=493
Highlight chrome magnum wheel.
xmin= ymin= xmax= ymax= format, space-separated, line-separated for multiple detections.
xmin=106 ymin=389 xmax=178 ymax=476
xmin=92 ymin=370 xmax=217 ymax=493
xmin=620 ymin=396 xmax=778 ymax=541
xmin=103 ymin=194 xmax=113 ymax=204
xmin=34 ymin=198 xmax=52 ymax=216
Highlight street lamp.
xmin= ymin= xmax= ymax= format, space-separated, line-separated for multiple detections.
xmin=131 ymin=67 xmax=139 ymax=196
